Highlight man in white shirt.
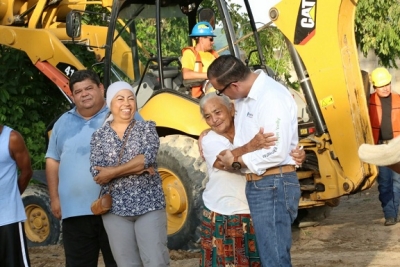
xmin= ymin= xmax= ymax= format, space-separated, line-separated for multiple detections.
xmin=207 ymin=55 xmax=301 ymax=267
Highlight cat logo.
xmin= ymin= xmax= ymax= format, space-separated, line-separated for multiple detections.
xmin=294 ymin=0 xmax=316 ymax=45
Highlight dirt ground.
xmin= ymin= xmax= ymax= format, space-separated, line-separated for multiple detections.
xmin=29 ymin=183 xmax=400 ymax=267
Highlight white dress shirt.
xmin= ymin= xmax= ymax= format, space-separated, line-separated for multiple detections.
xmin=234 ymin=70 xmax=298 ymax=175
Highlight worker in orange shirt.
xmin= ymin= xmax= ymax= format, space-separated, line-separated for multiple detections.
xmin=368 ymin=67 xmax=400 ymax=226
xmin=181 ymin=21 xmax=219 ymax=98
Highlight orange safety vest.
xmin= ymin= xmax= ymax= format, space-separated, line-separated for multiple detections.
xmin=181 ymin=46 xmax=219 ymax=98
xmin=369 ymin=92 xmax=400 ymax=144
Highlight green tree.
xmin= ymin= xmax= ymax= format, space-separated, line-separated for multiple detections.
xmin=202 ymin=0 xmax=291 ymax=72
xmin=0 ymin=46 xmax=69 ymax=169
xmin=218 ymin=0 xmax=294 ymax=86
xmin=355 ymin=0 xmax=400 ymax=68
xmin=0 ymin=5 xmax=101 ymax=170
xmin=127 ymin=0 xmax=292 ymax=79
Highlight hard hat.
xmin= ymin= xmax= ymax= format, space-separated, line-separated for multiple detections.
xmin=371 ymin=67 xmax=392 ymax=87
xmin=189 ymin=22 xmax=216 ymax=37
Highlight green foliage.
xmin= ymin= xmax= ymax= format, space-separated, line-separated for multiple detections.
xmin=0 ymin=46 xmax=69 ymax=169
xmin=135 ymin=17 xmax=188 ymax=61
xmin=82 ymin=5 xmax=109 ymax=27
xmin=74 ymin=4 xmax=108 ymax=76
xmin=355 ymin=0 xmax=400 ymax=68
xmin=65 ymin=44 xmax=100 ymax=74
xmin=109 ymin=0 xmax=293 ymax=82
xmin=222 ymin=1 xmax=293 ymax=85
xmin=237 ymin=24 xmax=292 ymax=80
xmin=0 ymin=5 xmax=103 ymax=170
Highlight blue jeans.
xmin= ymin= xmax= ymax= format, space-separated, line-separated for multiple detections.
xmin=377 ymin=166 xmax=400 ymax=219
xmin=245 ymin=171 xmax=300 ymax=267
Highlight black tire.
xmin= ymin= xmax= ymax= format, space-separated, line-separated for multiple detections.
xmin=157 ymin=135 xmax=207 ymax=250
xmin=22 ymin=184 xmax=61 ymax=247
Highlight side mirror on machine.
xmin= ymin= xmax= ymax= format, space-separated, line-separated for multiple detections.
xmin=66 ymin=11 xmax=82 ymax=38
xmin=198 ymin=7 xmax=216 ymax=29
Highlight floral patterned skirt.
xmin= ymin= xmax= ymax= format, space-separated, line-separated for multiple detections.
xmin=199 ymin=207 xmax=261 ymax=267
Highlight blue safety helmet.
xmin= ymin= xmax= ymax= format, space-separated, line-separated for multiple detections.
xmin=189 ymin=21 xmax=216 ymax=37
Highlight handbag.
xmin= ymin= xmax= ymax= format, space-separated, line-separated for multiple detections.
xmin=91 ymin=122 xmax=134 ymax=215
xmin=90 ymin=191 xmax=112 ymax=215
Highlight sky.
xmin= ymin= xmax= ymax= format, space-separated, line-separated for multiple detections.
xmin=229 ymin=0 xmax=281 ymax=26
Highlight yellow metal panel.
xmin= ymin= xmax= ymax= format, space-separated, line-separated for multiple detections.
xmin=48 ymin=24 xmax=140 ymax=80
xmin=0 ymin=0 xmax=13 ymax=25
xmin=273 ymin=0 xmax=377 ymax=193
xmin=0 ymin=26 xmax=84 ymax=70
xmin=111 ymin=32 xmax=136 ymax=80
xmin=27 ymin=0 xmax=47 ymax=28
xmin=53 ymin=1 xmax=87 ymax=21
xmin=49 ymin=25 xmax=108 ymax=63
xmin=139 ymin=92 xmax=208 ymax=136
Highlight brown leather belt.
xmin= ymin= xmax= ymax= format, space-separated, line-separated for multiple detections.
xmin=245 ymin=165 xmax=296 ymax=181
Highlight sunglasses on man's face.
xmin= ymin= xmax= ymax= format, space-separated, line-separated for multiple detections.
xmin=203 ymin=37 xmax=213 ymax=42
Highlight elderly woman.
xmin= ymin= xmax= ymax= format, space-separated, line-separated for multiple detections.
xmin=199 ymin=93 xmax=304 ymax=267
xmin=89 ymin=81 xmax=169 ymax=267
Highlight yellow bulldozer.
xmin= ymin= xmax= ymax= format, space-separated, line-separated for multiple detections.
xmin=0 ymin=0 xmax=378 ymax=249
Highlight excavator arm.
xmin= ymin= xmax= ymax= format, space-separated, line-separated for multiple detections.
xmin=0 ymin=0 xmax=140 ymax=99
xmin=271 ymin=0 xmax=377 ymax=203
xmin=0 ymin=26 xmax=85 ymax=99
xmin=0 ymin=23 xmax=139 ymax=96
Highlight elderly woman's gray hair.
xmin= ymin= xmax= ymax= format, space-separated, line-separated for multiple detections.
xmin=199 ymin=93 xmax=232 ymax=117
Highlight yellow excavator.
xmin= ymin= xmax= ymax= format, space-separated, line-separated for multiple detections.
xmin=0 ymin=0 xmax=378 ymax=249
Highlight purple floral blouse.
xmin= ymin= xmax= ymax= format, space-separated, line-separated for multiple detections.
xmin=90 ymin=120 xmax=165 ymax=216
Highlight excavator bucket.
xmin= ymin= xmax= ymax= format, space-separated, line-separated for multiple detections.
xmin=271 ymin=0 xmax=377 ymax=198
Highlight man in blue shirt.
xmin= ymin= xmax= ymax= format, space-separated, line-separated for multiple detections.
xmin=0 ymin=125 xmax=32 ymax=267
xmin=46 ymin=70 xmax=142 ymax=267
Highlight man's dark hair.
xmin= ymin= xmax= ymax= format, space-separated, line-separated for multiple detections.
xmin=69 ymin=69 xmax=101 ymax=93
xmin=207 ymin=55 xmax=251 ymax=85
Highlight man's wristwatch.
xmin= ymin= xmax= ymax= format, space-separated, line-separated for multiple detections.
xmin=231 ymin=156 xmax=242 ymax=170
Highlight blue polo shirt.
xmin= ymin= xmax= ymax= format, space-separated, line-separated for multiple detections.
xmin=45 ymin=105 xmax=142 ymax=219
